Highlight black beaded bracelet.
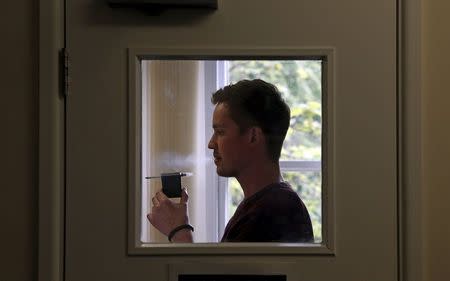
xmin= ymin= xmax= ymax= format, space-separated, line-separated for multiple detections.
xmin=168 ymin=224 xmax=194 ymax=242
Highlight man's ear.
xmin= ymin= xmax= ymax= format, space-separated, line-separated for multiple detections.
xmin=248 ymin=127 xmax=264 ymax=145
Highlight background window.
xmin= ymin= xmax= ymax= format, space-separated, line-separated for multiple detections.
xmin=223 ymin=60 xmax=322 ymax=242
xmin=141 ymin=59 xmax=323 ymax=243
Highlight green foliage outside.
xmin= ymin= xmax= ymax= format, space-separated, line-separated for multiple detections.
xmin=226 ymin=60 xmax=323 ymax=242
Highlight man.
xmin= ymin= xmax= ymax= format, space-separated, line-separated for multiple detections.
xmin=148 ymin=79 xmax=314 ymax=243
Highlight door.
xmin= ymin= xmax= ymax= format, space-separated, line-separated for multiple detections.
xmin=66 ymin=1 xmax=397 ymax=280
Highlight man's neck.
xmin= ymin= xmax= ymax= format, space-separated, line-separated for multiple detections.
xmin=236 ymin=161 xmax=282 ymax=199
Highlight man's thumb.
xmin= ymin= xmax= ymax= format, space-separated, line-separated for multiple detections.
xmin=180 ymin=188 xmax=189 ymax=204
xmin=147 ymin=213 xmax=153 ymax=224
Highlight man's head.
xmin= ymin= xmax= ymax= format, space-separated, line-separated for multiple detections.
xmin=208 ymin=79 xmax=290 ymax=176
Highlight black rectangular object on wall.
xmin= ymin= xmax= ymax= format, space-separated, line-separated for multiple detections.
xmin=179 ymin=275 xmax=286 ymax=281
xmin=108 ymin=0 xmax=218 ymax=9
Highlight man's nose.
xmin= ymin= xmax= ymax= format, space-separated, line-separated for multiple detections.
xmin=208 ymin=136 xmax=215 ymax=150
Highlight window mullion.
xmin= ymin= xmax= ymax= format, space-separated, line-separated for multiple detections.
xmin=280 ymin=160 xmax=321 ymax=172
xmin=215 ymin=60 xmax=229 ymax=240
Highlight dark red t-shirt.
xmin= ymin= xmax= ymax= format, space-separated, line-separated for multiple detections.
xmin=221 ymin=182 xmax=314 ymax=242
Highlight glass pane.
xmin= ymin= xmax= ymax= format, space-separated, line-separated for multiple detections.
xmin=141 ymin=60 xmax=213 ymax=243
xmin=228 ymin=60 xmax=322 ymax=161
xmin=227 ymin=177 xmax=244 ymax=219
xmin=141 ymin=59 xmax=323 ymax=244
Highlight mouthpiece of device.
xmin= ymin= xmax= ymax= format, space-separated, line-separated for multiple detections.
xmin=145 ymin=172 xmax=193 ymax=179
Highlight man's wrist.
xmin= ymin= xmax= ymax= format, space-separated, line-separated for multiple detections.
xmin=168 ymin=224 xmax=194 ymax=242
xmin=170 ymin=227 xmax=193 ymax=242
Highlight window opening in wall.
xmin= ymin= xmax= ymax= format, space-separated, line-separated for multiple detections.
xmin=141 ymin=59 xmax=323 ymax=243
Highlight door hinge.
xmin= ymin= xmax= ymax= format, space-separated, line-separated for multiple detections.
xmin=60 ymin=48 xmax=69 ymax=97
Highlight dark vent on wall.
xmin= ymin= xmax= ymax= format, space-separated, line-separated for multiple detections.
xmin=108 ymin=0 xmax=218 ymax=10
xmin=179 ymin=275 xmax=287 ymax=281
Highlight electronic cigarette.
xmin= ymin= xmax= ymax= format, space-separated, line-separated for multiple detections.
xmin=145 ymin=172 xmax=192 ymax=198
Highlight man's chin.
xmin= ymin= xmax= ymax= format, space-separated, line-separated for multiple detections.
xmin=216 ymin=168 xmax=225 ymax=177
xmin=216 ymin=167 xmax=234 ymax=178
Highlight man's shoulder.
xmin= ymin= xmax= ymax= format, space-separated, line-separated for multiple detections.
xmin=223 ymin=181 xmax=314 ymax=242
xmin=263 ymin=182 xmax=302 ymax=202
xmin=249 ymin=182 xmax=304 ymax=213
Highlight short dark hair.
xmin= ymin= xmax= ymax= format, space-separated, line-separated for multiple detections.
xmin=211 ymin=79 xmax=290 ymax=162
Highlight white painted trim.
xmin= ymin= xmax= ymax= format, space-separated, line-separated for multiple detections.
xmin=128 ymin=50 xmax=142 ymax=250
xmin=204 ymin=61 xmax=222 ymax=241
xmin=140 ymin=60 xmax=149 ymax=242
xmin=215 ymin=60 xmax=228 ymax=239
xmin=126 ymin=48 xmax=335 ymax=255
xmin=38 ymin=0 xmax=65 ymax=280
xmin=400 ymin=0 xmax=424 ymax=280
xmin=280 ymin=161 xmax=321 ymax=172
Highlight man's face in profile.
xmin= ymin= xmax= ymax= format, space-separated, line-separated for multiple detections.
xmin=208 ymin=103 xmax=250 ymax=178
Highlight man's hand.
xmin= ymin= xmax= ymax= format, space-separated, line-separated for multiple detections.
xmin=147 ymin=188 xmax=193 ymax=242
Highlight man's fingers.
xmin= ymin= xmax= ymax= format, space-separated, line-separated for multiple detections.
xmin=155 ymin=190 xmax=168 ymax=201
xmin=180 ymin=188 xmax=189 ymax=204
xmin=151 ymin=196 xmax=159 ymax=206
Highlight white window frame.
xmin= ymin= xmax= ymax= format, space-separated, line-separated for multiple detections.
xmin=130 ymin=50 xmax=334 ymax=255
xmin=212 ymin=60 xmax=323 ymax=240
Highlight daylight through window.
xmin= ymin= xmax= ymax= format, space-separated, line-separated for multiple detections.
xmin=141 ymin=59 xmax=322 ymax=243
